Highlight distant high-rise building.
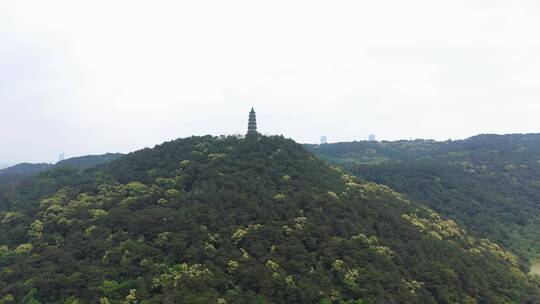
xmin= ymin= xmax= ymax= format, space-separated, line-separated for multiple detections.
xmin=59 ymin=153 xmax=65 ymax=162
xmin=247 ymin=108 xmax=258 ymax=135
xmin=320 ymin=136 xmax=328 ymax=145
xmin=368 ymin=134 xmax=376 ymax=141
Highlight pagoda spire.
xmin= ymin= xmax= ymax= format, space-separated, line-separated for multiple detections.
xmin=247 ymin=107 xmax=258 ymax=135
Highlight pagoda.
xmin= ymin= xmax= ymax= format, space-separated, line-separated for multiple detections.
xmin=247 ymin=107 xmax=258 ymax=135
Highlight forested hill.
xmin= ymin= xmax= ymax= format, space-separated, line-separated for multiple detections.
xmin=1 ymin=135 xmax=539 ymax=303
xmin=307 ymin=133 xmax=540 ymax=262
xmin=56 ymin=153 xmax=124 ymax=169
xmin=0 ymin=153 xmax=124 ymax=227
xmin=0 ymin=153 xmax=123 ymax=178
xmin=0 ymin=163 xmax=51 ymax=177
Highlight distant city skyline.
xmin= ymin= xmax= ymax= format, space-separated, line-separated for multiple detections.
xmin=2 ymin=1 xmax=540 ymax=164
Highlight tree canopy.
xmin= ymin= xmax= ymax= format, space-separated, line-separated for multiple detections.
xmin=308 ymin=133 xmax=540 ymax=263
xmin=0 ymin=135 xmax=538 ymax=303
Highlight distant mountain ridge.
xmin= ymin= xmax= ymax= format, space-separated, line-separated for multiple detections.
xmin=0 ymin=163 xmax=51 ymax=176
xmin=306 ymin=133 xmax=540 ymax=164
xmin=0 ymin=153 xmax=124 ymax=177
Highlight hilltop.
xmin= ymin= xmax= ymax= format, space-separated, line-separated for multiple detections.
xmin=0 ymin=135 xmax=538 ymax=303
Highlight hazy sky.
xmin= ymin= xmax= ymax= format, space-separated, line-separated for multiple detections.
xmin=1 ymin=1 xmax=540 ymax=164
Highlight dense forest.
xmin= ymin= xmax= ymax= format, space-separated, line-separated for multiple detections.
xmin=0 ymin=154 xmax=123 ymax=215
xmin=0 ymin=135 xmax=539 ymax=303
xmin=308 ymin=133 xmax=540 ymax=263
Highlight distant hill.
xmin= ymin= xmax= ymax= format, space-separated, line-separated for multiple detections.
xmin=0 ymin=153 xmax=124 ymax=178
xmin=307 ymin=133 xmax=540 ymax=262
xmin=0 ymin=163 xmax=51 ymax=177
xmin=0 ymin=135 xmax=538 ymax=303
xmin=56 ymin=153 xmax=124 ymax=169
xmin=0 ymin=154 xmax=124 ymax=206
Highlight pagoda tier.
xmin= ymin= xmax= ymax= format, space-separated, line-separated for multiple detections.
xmin=247 ymin=108 xmax=258 ymax=135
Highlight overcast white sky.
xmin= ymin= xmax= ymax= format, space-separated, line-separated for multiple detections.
xmin=1 ymin=0 xmax=540 ymax=164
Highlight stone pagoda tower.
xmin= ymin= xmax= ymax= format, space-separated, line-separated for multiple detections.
xmin=247 ymin=107 xmax=258 ymax=135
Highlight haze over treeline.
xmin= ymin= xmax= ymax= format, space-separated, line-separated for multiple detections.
xmin=2 ymin=0 xmax=540 ymax=163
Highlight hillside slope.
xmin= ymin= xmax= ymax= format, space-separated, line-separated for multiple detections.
xmin=307 ymin=134 xmax=540 ymax=261
xmin=0 ymin=154 xmax=124 ymax=213
xmin=1 ymin=135 xmax=539 ymax=303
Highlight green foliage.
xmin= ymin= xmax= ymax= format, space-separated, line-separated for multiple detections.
xmin=0 ymin=294 xmax=14 ymax=304
xmin=14 ymin=243 xmax=33 ymax=255
xmin=0 ymin=135 xmax=538 ymax=303
xmin=309 ymin=134 xmax=540 ymax=262
xmin=273 ymin=193 xmax=286 ymax=202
